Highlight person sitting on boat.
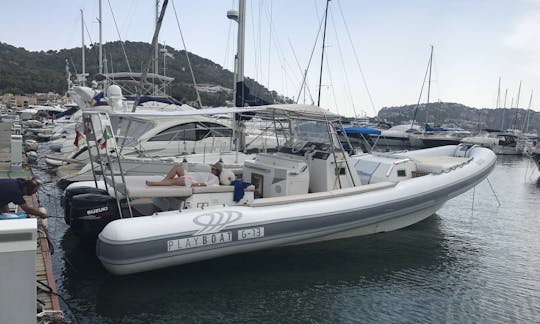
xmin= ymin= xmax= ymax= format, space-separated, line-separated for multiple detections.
xmin=0 ymin=177 xmax=48 ymax=219
xmin=146 ymin=163 xmax=223 ymax=187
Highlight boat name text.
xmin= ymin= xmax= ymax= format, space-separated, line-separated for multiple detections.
xmin=86 ymin=206 xmax=109 ymax=215
xmin=167 ymin=231 xmax=233 ymax=251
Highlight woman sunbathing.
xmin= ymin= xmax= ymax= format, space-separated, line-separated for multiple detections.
xmin=145 ymin=163 xmax=223 ymax=187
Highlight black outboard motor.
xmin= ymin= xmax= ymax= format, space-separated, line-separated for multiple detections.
xmin=62 ymin=186 xmax=109 ymax=224
xmin=69 ymin=193 xmax=120 ymax=241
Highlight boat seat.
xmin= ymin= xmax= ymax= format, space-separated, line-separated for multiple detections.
xmin=412 ymin=156 xmax=471 ymax=173
xmin=104 ymin=175 xmax=193 ymax=199
xmin=249 ymin=181 xmax=395 ymax=207
xmin=192 ymin=185 xmax=255 ymax=194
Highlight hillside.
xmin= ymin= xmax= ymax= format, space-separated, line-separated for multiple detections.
xmin=378 ymin=102 xmax=540 ymax=133
xmin=0 ymin=41 xmax=289 ymax=107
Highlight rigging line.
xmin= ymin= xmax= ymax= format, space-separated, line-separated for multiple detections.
xmin=106 ymin=0 xmax=134 ymax=75
xmin=171 ymin=0 xmax=203 ymax=108
xmin=257 ymin=1 xmax=263 ymax=89
xmin=69 ymin=58 xmax=79 ymax=75
xmin=485 ymin=177 xmax=501 ymax=207
xmin=131 ymin=0 xmax=169 ymax=113
xmin=223 ymin=0 xmax=236 ymax=71
xmin=336 ymin=0 xmax=377 ymax=116
xmin=250 ymin=0 xmax=266 ymax=100
xmin=329 ymin=8 xmax=357 ymax=118
xmin=82 ymin=19 xmax=100 ymax=64
xmin=256 ymin=0 xmax=274 ymax=102
xmin=266 ymin=0 xmax=273 ymax=96
xmin=323 ymin=52 xmax=341 ymax=115
xmin=317 ymin=0 xmax=331 ymax=107
xmin=248 ymin=1 xmax=259 ymax=87
xmin=410 ymin=46 xmax=433 ymax=130
xmin=288 ymin=39 xmax=315 ymax=105
xmin=425 ymin=45 xmax=433 ymax=125
xmin=260 ymin=2 xmax=303 ymax=101
xmin=295 ymin=7 xmax=325 ymax=104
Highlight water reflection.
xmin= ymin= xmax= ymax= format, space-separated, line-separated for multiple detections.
xmin=35 ymin=141 xmax=540 ymax=323
xmin=57 ymin=214 xmax=464 ymax=322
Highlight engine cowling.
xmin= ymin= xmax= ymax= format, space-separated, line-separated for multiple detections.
xmin=62 ymin=186 xmax=109 ymax=224
xmin=69 ymin=193 xmax=119 ymax=241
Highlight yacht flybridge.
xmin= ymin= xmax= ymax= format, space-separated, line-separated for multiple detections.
xmin=62 ymin=105 xmax=496 ymax=275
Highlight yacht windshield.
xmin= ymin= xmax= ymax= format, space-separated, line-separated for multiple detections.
xmin=291 ymin=120 xmax=330 ymax=143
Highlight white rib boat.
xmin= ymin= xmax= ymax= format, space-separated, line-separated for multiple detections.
xmin=65 ymin=106 xmax=496 ymax=275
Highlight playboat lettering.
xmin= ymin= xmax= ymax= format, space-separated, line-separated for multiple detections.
xmin=167 ymin=231 xmax=233 ymax=252
xmin=86 ymin=206 xmax=109 ymax=215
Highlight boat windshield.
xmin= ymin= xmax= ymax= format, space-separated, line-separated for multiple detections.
xmin=109 ymin=116 xmax=155 ymax=148
xmin=280 ymin=120 xmax=341 ymax=153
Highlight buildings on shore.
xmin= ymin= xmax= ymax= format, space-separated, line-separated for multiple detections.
xmin=1 ymin=92 xmax=64 ymax=108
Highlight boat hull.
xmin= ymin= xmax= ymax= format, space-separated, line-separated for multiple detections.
xmin=96 ymin=145 xmax=496 ymax=275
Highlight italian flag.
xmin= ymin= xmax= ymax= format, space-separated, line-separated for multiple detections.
xmin=100 ymin=129 xmax=110 ymax=149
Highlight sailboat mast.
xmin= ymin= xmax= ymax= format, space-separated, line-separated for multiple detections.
xmin=524 ymin=90 xmax=533 ymax=133
xmin=155 ymin=0 xmax=160 ymax=77
xmin=236 ymin=0 xmax=246 ymax=107
xmin=512 ymin=80 xmax=522 ymax=131
xmin=131 ymin=0 xmax=169 ymax=112
xmin=317 ymin=0 xmax=330 ymax=107
xmin=99 ymin=0 xmax=103 ymax=74
xmin=81 ymin=9 xmax=86 ymax=86
xmin=425 ymin=45 xmax=433 ymax=125
xmin=501 ymin=88 xmax=508 ymax=130
xmin=426 ymin=46 xmax=433 ymax=106
xmin=496 ymin=77 xmax=501 ymax=109
xmin=410 ymin=46 xmax=433 ymax=130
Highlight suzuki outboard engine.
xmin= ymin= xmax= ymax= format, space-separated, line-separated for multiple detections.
xmin=69 ymin=193 xmax=119 ymax=241
xmin=62 ymin=186 xmax=109 ymax=224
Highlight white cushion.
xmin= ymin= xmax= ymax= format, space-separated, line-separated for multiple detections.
xmin=219 ymin=169 xmax=236 ymax=185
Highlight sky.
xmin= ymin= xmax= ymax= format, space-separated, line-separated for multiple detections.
xmin=1 ymin=0 xmax=540 ymax=117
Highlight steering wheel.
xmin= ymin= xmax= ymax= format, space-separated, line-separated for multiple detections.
xmin=291 ymin=141 xmax=307 ymax=153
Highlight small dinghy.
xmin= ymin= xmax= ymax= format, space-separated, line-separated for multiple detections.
xmin=64 ymin=107 xmax=496 ymax=275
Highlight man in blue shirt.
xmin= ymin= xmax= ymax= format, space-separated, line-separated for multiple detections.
xmin=0 ymin=177 xmax=48 ymax=219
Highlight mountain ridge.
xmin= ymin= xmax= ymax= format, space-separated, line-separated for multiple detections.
xmin=0 ymin=41 xmax=289 ymax=107
xmin=1 ymin=41 xmax=538 ymax=132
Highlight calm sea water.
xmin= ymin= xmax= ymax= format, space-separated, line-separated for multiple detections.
xmin=35 ymin=150 xmax=540 ymax=324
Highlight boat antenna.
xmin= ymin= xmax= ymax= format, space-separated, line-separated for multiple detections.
xmin=131 ymin=0 xmax=169 ymax=112
xmin=317 ymin=0 xmax=331 ymax=107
